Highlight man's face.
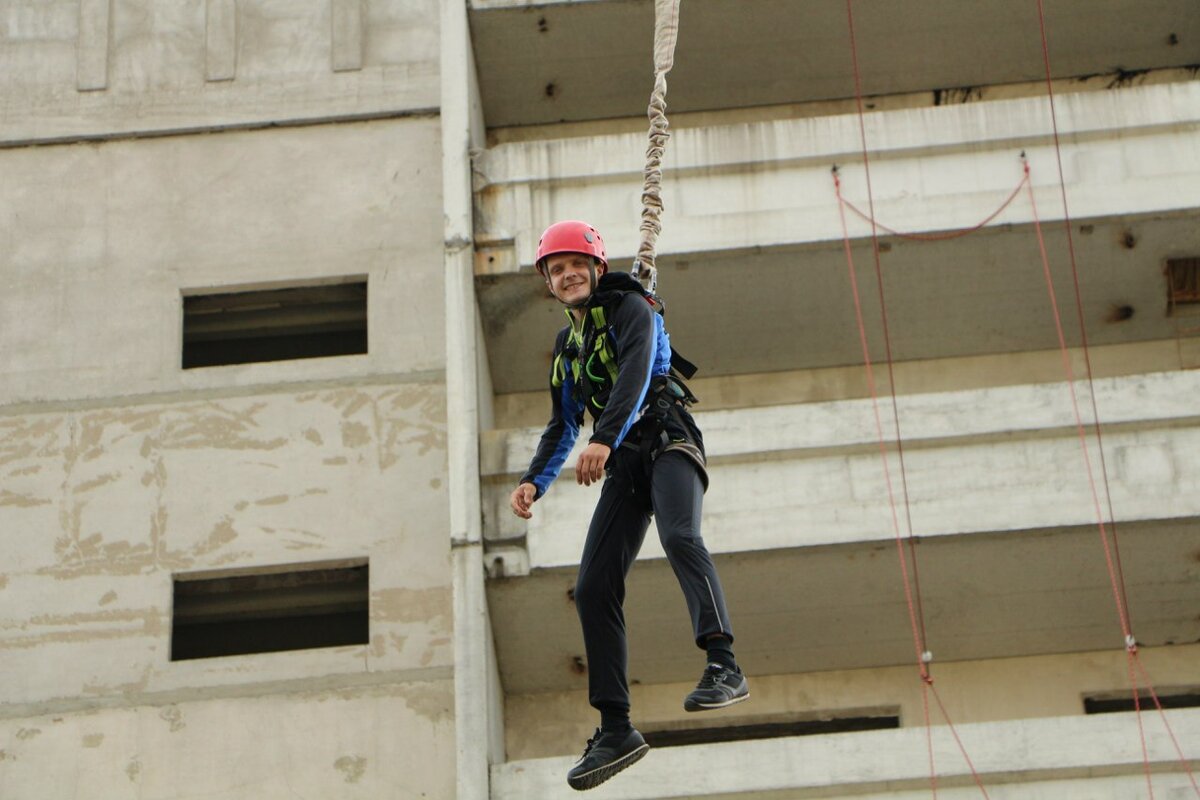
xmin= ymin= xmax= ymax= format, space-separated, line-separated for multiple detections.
xmin=544 ymin=252 xmax=605 ymax=305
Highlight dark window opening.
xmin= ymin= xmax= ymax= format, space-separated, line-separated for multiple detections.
xmin=171 ymin=562 xmax=368 ymax=661
xmin=1084 ymin=690 xmax=1200 ymax=715
xmin=641 ymin=712 xmax=899 ymax=749
xmin=1167 ymin=258 xmax=1200 ymax=314
xmin=182 ymin=280 xmax=367 ymax=368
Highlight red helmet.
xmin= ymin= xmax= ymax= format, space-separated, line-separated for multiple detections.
xmin=535 ymin=220 xmax=607 ymax=275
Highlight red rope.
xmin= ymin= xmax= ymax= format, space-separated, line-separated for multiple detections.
xmin=836 ymin=4 xmax=1193 ymax=797
xmin=1126 ymin=648 xmax=1155 ymax=798
xmin=842 ymin=2 xmax=990 ymax=797
xmin=1026 ymin=157 xmax=1200 ymax=800
xmin=839 ymin=173 xmax=1029 ymax=242
xmin=1031 ymin=5 xmax=1199 ymax=795
xmin=832 ymin=171 xmax=924 ymax=667
xmin=1132 ymin=655 xmax=1200 ymax=795
xmin=1023 ymin=165 xmax=1134 ymax=642
xmin=1031 ymin=0 xmax=1133 ymax=631
xmin=834 ymin=164 xmax=946 ymax=800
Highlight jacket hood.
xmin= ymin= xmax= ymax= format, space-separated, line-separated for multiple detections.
xmin=588 ymin=271 xmax=647 ymax=308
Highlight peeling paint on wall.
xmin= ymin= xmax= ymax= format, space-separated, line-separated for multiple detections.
xmin=393 ymin=682 xmax=453 ymax=723
xmin=370 ymin=586 xmax=452 ymax=632
xmin=341 ymin=420 xmax=372 ymax=448
xmin=159 ymin=706 xmax=185 ymax=732
xmin=1 ymin=382 xmax=451 ymax=708
xmin=0 ymin=489 xmax=51 ymax=508
xmin=334 ymin=755 xmax=367 ymax=783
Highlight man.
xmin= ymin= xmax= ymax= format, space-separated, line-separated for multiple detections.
xmin=509 ymin=220 xmax=749 ymax=791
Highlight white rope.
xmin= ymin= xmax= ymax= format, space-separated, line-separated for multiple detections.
xmin=633 ymin=0 xmax=682 ymax=293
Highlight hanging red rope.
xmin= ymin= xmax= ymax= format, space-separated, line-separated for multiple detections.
xmin=839 ymin=172 xmax=1029 ymax=242
xmin=1031 ymin=1 xmax=1200 ymax=793
xmin=836 ymin=2 xmax=1198 ymax=796
xmin=841 ymin=1 xmax=992 ymax=797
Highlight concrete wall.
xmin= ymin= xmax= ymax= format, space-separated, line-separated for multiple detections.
xmin=475 ymin=72 xmax=1200 ymax=797
xmin=0 ymin=2 xmax=456 ymax=798
xmin=486 ymin=369 xmax=1200 ymax=564
xmin=495 ymin=704 xmax=1200 ymax=799
xmin=0 ymin=385 xmax=454 ymax=798
xmin=474 ymin=81 xmax=1200 ymax=271
xmin=491 ymin=339 xmax=1200 ymax=429
xmin=1 ymin=0 xmax=439 ymax=143
xmin=504 ymin=644 xmax=1200 ymax=760
xmin=0 ymin=117 xmax=444 ymax=407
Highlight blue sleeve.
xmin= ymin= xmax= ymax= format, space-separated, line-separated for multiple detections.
xmin=519 ymin=331 xmax=584 ymax=499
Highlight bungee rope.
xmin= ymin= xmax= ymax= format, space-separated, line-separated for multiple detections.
xmin=631 ymin=0 xmax=682 ymax=297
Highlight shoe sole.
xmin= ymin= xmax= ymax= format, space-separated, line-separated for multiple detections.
xmin=684 ymin=691 xmax=750 ymax=712
xmin=567 ymin=743 xmax=650 ymax=791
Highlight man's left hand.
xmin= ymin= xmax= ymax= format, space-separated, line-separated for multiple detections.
xmin=575 ymin=442 xmax=611 ymax=486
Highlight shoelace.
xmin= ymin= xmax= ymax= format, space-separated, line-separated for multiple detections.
xmin=576 ymin=730 xmax=600 ymax=762
xmin=696 ymin=664 xmax=726 ymax=689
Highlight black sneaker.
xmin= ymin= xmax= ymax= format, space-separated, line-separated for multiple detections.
xmin=684 ymin=663 xmax=749 ymax=712
xmin=566 ymin=727 xmax=649 ymax=791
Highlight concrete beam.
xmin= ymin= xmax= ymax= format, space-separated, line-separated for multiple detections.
xmin=474 ymin=82 xmax=1200 ymax=270
xmin=491 ymin=708 xmax=1200 ymax=799
xmin=331 ymin=0 xmax=364 ymax=73
xmin=4 ymin=2 xmax=440 ymax=144
xmin=484 ymin=370 xmax=1200 ymax=568
xmin=204 ymin=0 xmax=237 ymax=82
xmin=75 ymin=0 xmax=111 ymax=91
xmin=442 ymin=0 xmax=498 ymax=797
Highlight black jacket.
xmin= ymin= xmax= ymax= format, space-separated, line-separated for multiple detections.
xmin=519 ymin=274 xmax=687 ymax=498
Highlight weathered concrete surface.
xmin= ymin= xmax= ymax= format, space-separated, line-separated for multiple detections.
xmin=493 ymin=704 xmax=1200 ymax=799
xmin=0 ymin=117 xmax=444 ymax=408
xmin=474 ymin=80 xmax=1200 ymax=393
xmin=1 ymin=0 xmax=439 ymax=143
xmin=503 ymin=644 xmax=1200 ymax=761
xmin=0 ymin=384 xmax=450 ymax=710
xmin=0 ymin=678 xmax=455 ymax=798
xmin=491 ymin=339 xmax=1200 ymax=429
xmin=484 ymin=370 xmax=1200 ymax=693
xmin=469 ymin=0 xmax=1200 ymax=126
xmin=475 ymin=82 xmax=1200 ymax=268
xmin=486 ymin=369 xmax=1200 ymax=564
xmin=487 ymin=521 xmax=1200 ymax=694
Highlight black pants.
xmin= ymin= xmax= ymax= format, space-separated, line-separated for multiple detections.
xmin=575 ymin=447 xmax=734 ymax=718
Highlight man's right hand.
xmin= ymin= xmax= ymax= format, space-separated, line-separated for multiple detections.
xmin=510 ymin=482 xmax=537 ymax=520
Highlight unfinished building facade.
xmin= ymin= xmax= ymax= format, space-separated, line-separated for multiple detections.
xmin=1 ymin=1 xmax=1198 ymax=798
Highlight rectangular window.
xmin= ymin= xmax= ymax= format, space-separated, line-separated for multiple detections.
xmin=641 ymin=710 xmax=900 ymax=749
xmin=1167 ymin=257 xmax=1200 ymax=315
xmin=171 ymin=561 xmax=369 ymax=661
xmin=1084 ymin=690 xmax=1200 ymax=715
xmin=182 ymin=278 xmax=367 ymax=368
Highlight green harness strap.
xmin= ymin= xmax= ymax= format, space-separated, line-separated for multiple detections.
xmin=588 ymin=306 xmax=620 ymax=386
xmin=550 ymin=307 xmax=619 ymax=397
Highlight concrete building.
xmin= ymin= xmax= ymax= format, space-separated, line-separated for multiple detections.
xmin=1 ymin=1 xmax=1197 ymax=798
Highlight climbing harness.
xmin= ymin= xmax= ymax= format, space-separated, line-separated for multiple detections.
xmin=547 ymin=270 xmax=705 ymax=485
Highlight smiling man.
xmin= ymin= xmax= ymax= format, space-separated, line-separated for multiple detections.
xmin=509 ymin=220 xmax=749 ymax=791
